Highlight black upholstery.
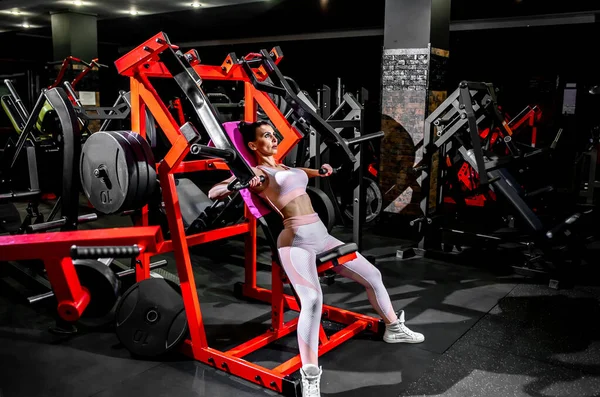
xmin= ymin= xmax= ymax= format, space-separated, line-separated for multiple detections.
xmin=257 ymin=212 xmax=284 ymax=264
xmin=316 ymin=243 xmax=358 ymax=265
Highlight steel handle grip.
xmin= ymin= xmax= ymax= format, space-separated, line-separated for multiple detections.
xmin=71 ymin=244 xmax=142 ymax=259
xmin=190 ymin=144 xmax=236 ymax=162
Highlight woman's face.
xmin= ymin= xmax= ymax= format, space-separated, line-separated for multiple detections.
xmin=249 ymin=124 xmax=278 ymax=156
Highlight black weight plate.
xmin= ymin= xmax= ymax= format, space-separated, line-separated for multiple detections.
xmin=342 ymin=177 xmax=383 ymax=224
xmin=73 ymin=259 xmax=120 ymax=319
xmin=80 ymin=132 xmax=133 ymax=214
xmin=104 ymin=131 xmax=140 ymax=212
xmin=127 ymin=131 xmax=157 ymax=205
xmin=115 ymin=278 xmax=188 ymax=358
xmin=110 ymin=131 xmax=148 ymax=209
xmin=306 ymin=186 xmax=336 ymax=232
xmin=0 ymin=199 xmax=21 ymax=234
xmin=150 ymin=273 xmax=182 ymax=294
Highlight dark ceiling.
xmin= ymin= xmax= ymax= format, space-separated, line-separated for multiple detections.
xmin=0 ymin=0 xmax=270 ymax=32
xmin=451 ymin=0 xmax=599 ymax=20
xmin=0 ymin=0 xmax=598 ymax=54
xmin=2 ymin=0 xmax=599 ymax=36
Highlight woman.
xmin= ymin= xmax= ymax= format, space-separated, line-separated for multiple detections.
xmin=209 ymin=121 xmax=424 ymax=397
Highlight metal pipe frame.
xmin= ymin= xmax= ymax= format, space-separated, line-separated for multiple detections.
xmin=113 ymin=31 xmax=383 ymax=396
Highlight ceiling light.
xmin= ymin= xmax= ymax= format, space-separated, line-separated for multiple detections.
xmin=129 ymin=9 xmax=139 ymax=15
xmin=73 ymin=0 xmax=83 ymax=5
xmin=10 ymin=10 xmax=20 ymax=15
xmin=22 ymin=22 xmax=30 ymax=28
xmin=191 ymin=2 xmax=201 ymax=7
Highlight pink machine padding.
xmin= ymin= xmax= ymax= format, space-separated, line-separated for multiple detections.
xmin=221 ymin=121 xmax=272 ymax=219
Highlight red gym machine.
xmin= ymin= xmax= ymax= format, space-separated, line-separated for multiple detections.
xmin=109 ymin=32 xmax=384 ymax=395
xmin=0 ymin=226 xmax=164 ymax=324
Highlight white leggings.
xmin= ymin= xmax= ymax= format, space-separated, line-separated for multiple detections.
xmin=277 ymin=213 xmax=397 ymax=366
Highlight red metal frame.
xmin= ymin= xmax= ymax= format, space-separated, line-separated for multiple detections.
xmin=169 ymin=98 xmax=186 ymax=126
xmin=0 ymin=227 xmax=163 ymax=321
xmin=445 ymin=105 xmax=542 ymax=207
xmin=48 ymin=56 xmax=102 ymax=89
xmin=478 ymin=105 xmax=542 ymax=151
xmin=48 ymin=56 xmax=106 ymax=105
xmin=114 ymin=32 xmax=383 ymax=395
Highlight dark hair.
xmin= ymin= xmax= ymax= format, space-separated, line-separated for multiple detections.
xmin=239 ymin=120 xmax=271 ymax=148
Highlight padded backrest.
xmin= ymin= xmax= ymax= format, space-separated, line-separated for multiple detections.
xmin=221 ymin=121 xmax=285 ymax=263
xmin=221 ymin=121 xmax=273 ymax=220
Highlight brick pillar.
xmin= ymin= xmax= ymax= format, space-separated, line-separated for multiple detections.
xmin=379 ymin=0 xmax=451 ymax=217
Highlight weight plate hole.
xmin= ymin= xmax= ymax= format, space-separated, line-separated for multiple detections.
xmin=146 ymin=308 xmax=159 ymax=323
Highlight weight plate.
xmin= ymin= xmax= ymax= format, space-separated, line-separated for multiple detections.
xmin=105 ymin=132 xmax=140 ymax=212
xmin=127 ymin=131 xmax=157 ymax=205
xmin=306 ymin=186 xmax=336 ymax=232
xmin=115 ymin=278 xmax=188 ymax=358
xmin=80 ymin=131 xmax=137 ymax=214
xmin=150 ymin=272 xmax=181 ymax=294
xmin=73 ymin=259 xmax=120 ymax=319
xmin=109 ymin=131 xmax=148 ymax=209
xmin=342 ymin=177 xmax=383 ymax=224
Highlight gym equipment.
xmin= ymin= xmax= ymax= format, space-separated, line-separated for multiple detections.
xmin=65 ymin=259 xmax=120 ymax=319
xmin=283 ymin=79 xmax=385 ymax=249
xmin=317 ymin=85 xmax=384 ymax=227
xmin=174 ymin=178 xmax=247 ymax=235
xmin=442 ymin=104 xmax=545 ymax=208
xmin=409 ymin=80 xmax=594 ymax=282
xmin=98 ymin=90 xmax=154 ymax=143
xmin=80 ymin=130 xmax=157 ymax=215
xmin=0 ymin=72 xmax=131 ymax=230
xmin=577 ymin=126 xmax=600 ymax=205
xmin=0 ymin=227 xmax=163 ymax=323
xmin=115 ymin=278 xmax=188 ymax=357
xmin=1 ymin=87 xmax=83 ymax=232
xmin=46 ymin=56 xmax=108 ymax=91
xmin=108 ymin=32 xmax=385 ymax=395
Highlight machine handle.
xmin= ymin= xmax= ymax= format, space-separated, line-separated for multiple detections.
xmin=227 ymin=175 xmax=266 ymax=191
xmin=318 ymin=166 xmax=340 ymax=175
xmin=190 ymin=144 xmax=237 ymax=162
xmin=344 ymin=131 xmax=385 ymax=146
xmin=27 ymin=213 xmax=97 ymax=233
xmin=71 ymin=244 xmax=142 ymax=259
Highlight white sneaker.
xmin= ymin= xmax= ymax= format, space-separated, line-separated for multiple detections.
xmin=383 ymin=310 xmax=425 ymax=344
xmin=300 ymin=364 xmax=322 ymax=397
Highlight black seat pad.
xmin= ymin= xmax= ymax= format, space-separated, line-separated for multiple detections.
xmin=316 ymin=243 xmax=358 ymax=265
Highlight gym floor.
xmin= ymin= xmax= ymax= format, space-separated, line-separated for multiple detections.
xmin=1 ymin=200 xmax=599 ymax=397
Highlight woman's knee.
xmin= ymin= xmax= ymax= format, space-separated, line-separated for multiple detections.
xmin=296 ymin=284 xmax=323 ymax=314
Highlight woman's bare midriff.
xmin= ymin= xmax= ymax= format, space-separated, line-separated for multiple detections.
xmin=279 ymin=194 xmax=315 ymax=218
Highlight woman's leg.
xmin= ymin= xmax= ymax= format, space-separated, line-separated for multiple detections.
xmin=277 ymin=245 xmax=322 ymax=366
xmin=321 ymin=235 xmax=424 ymax=343
xmin=322 ymin=235 xmax=397 ymax=323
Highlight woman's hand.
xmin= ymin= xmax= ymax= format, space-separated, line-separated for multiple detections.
xmin=320 ymin=163 xmax=333 ymax=177
xmin=248 ymin=175 xmax=263 ymax=188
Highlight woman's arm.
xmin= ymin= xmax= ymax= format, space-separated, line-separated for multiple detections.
xmin=298 ymin=163 xmax=333 ymax=178
xmin=208 ymin=176 xmax=236 ymax=201
xmin=208 ymin=168 xmax=267 ymax=200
